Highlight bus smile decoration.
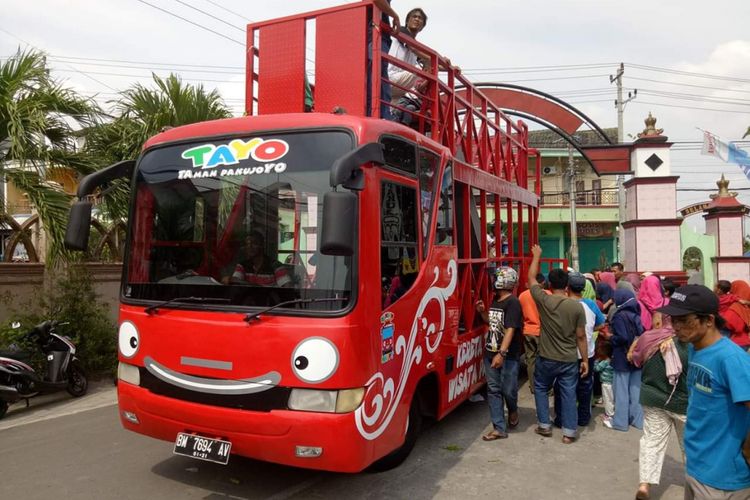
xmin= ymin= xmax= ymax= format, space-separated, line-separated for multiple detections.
xmin=178 ymin=138 xmax=290 ymax=180
xmin=143 ymin=356 xmax=281 ymax=395
xmin=355 ymin=260 xmax=457 ymax=440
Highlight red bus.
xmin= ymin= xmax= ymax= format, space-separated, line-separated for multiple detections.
xmin=66 ymin=1 xmax=547 ymax=472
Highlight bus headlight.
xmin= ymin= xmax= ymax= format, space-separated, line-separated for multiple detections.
xmin=288 ymin=388 xmax=365 ymax=413
xmin=117 ymin=362 xmax=141 ymax=386
xmin=335 ymin=388 xmax=365 ymax=413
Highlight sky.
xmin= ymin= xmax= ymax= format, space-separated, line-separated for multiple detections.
xmin=2 ymin=0 xmax=750 ymax=226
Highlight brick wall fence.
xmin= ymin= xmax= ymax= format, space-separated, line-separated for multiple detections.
xmin=0 ymin=263 xmax=122 ymax=324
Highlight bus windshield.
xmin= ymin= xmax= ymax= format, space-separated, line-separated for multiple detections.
xmin=123 ymin=130 xmax=356 ymax=313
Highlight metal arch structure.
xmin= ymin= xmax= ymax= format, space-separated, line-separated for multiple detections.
xmin=457 ymin=82 xmax=633 ymax=175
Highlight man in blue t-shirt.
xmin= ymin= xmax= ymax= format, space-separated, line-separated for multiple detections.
xmin=657 ymin=285 xmax=750 ymax=498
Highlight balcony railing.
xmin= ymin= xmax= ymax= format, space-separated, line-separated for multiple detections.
xmin=540 ymin=189 xmax=619 ymax=206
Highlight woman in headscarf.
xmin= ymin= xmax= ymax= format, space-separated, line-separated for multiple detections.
xmin=607 ymin=289 xmax=645 ymax=432
xmin=639 ymin=275 xmax=667 ymax=331
xmin=582 ymin=278 xmax=597 ymax=301
xmin=596 ymin=281 xmax=615 ymax=314
xmin=625 ymin=273 xmax=642 ymax=294
xmin=630 ymin=316 xmax=688 ymax=500
xmin=599 ymin=271 xmax=617 ymax=291
xmin=727 ymin=280 xmax=750 ymax=350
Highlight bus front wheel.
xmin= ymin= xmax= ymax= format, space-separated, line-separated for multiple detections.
xmin=369 ymin=395 xmax=422 ymax=471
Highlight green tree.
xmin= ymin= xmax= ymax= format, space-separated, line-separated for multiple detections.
xmin=0 ymin=49 xmax=100 ymax=262
xmin=84 ymin=73 xmax=232 ymax=220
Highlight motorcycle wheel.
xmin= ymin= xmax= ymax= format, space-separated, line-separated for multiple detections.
xmin=66 ymin=364 xmax=88 ymax=397
xmin=0 ymin=401 xmax=8 ymax=419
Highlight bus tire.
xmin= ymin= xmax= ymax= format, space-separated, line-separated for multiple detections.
xmin=369 ymin=395 xmax=422 ymax=471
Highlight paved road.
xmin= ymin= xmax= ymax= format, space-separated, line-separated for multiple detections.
xmin=0 ymin=382 xmax=686 ymax=500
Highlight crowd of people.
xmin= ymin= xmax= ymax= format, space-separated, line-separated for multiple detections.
xmin=476 ymin=245 xmax=750 ymax=499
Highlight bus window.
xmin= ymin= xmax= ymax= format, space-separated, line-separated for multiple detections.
xmin=125 ymin=130 xmax=355 ymax=311
xmin=381 ymin=137 xmax=417 ymax=176
xmin=418 ymin=148 xmax=439 ymax=257
xmin=381 ymin=181 xmax=419 ymax=308
xmin=435 ymin=163 xmax=454 ymax=245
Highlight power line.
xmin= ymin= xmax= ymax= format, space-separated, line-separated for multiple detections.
xmin=637 ymin=89 xmax=750 ymax=107
xmin=201 ymin=0 xmax=251 ymax=22
xmin=628 ymin=76 xmax=750 ymax=95
xmin=0 ymin=27 xmax=118 ymax=91
xmin=43 ymin=54 xmax=244 ymax=70
xmin=627 ymin=63 xmax=750 ymax=84
xmin=133 ymin=0 xmax=244 ymax=46
xmin=632 ymin=100 xmax=750 ymax=114
xmin=51 ymin=67 xmax=242 ymax=83
xmin=172 ymin=0 xmax=245 ymax=33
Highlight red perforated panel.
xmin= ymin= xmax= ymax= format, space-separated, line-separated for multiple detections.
xmin=258 ymin=19 xmax=306 ymax=115
xmin=315 ymin=7 xmax=367 ymax=116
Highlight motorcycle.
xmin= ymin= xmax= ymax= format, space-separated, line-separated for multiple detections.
xmin=0 ymin=320 xmax=88 ymax=418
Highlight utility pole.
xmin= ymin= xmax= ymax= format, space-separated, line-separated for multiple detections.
xmin=568 ymin=143 xmax=580 ymax=271
xmin=610 ymin=63 xmax=636 ymax=262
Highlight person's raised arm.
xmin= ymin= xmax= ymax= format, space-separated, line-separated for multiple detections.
xmin=528 ymin=244 xmax=542 ymax=290
xmin=372 ymin=0 xmax=400 ymax=30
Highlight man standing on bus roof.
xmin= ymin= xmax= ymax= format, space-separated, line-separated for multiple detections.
xmin=388 ymin=7 xmax=428 ymax=104
xmin=476 ymin=266 xmax=523 ymax=441
xmin=223 ymin=230 xmax=291 ymax=287
xmin=367 ymin=0 xmax=400 ymax=119
xmin=527 ymin=244 xmax=588 ymax=444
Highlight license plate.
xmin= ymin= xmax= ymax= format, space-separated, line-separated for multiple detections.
xmin=173 ymin=432 xmax=232 ymax=465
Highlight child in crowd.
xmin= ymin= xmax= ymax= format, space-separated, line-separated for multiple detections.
xmin=594 ymin=340 xmax=615 ymax=425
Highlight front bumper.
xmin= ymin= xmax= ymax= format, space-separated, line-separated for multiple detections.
xmin=117 ymin=382 xmax=375 ymax=472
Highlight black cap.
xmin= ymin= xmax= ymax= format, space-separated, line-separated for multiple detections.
xmin=655 ymin=284 xmax=719 ymax=316
xmin=567 ymin=272 xmax=586 ymax=292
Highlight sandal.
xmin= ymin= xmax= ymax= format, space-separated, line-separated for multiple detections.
xmin=534 ymin=426 xmax=552 ymax=437
xmin=508 ymin=412 xmax=519 ymax=429
xmin=562 ymin=436 xmax=576 ymax=444
xmin=482 ymin=431 xmax=508 ymax=441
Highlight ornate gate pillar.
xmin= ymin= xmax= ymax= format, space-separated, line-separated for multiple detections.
xmin=622 ymin=113 xmax=682 ymax=273
xmin=703 ymin=175 xmax=750 ymax=282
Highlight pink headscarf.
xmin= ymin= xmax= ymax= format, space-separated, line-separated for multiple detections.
xmin=639 ymin=275 xmax=667 ymax=330
xmin=625 ymin=273 xmax=641 ymax=293
xmin=599 ymin=271 xmax=616 ymax=290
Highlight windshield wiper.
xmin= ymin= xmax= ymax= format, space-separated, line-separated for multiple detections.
xmin=145 ymin=296 xmax=231 ymax=315
xmin=244 ymin=297 xmax=346 ymax=323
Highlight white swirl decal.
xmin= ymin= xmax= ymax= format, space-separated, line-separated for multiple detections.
xmin=355 ymin=260 xmax=457 ymax=440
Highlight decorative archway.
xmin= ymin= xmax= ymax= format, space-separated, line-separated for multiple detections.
xmin=458 ymin=83 xmax=633 ymax=175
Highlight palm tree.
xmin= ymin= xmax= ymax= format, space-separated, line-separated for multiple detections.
xmin=84 ymin=73 xmax=232 ymax=220
xmin=0 ymin=49 xmax=100 ymax=262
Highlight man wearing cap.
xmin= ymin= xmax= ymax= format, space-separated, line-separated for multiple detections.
xmin=527 ymin=245 xmax=588 ymax=444
xmin=476 ymin=266 xmax=523 ymax=441
xmin=553 ymin=272 xmax=606 ymax=427
xmin=657 ymin=285 xmax=750 ymax=499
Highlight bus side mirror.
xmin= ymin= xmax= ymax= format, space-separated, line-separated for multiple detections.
xmin=329 ymin=142 xmax=384 ymax=190
xmin=64 ymin=201 xmax=92 ymax=251
xmin=320 ymin=191 xmax=357 ymax=256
